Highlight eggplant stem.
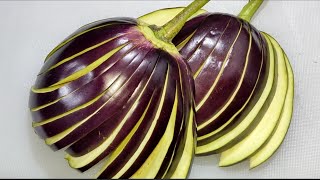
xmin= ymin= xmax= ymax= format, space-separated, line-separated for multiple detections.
xmin=154 ymin=0 xmax=209 ymax=42
xmin=238 ymin=0 xmax=264 ymax=22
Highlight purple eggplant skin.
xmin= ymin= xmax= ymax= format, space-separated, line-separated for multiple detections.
xmin=46 ymin=48 xmax=157 ymax=151
xmin=96 ymin=52 xmax=195 ymax=179
xmin=29 ymin=17 xmax=195 ymax=178
xmin=29 ymin=18 xmax=139 ymax=109
xmin=173 ymin=13 xmax=267 ymax=139
xmin=97 ymin=59 xmax=172 ymax=178
xmin=33 ymin=45 xmax=152 ymax=139
xmin=65 ymin=48 xmax=161 ymax=156
xmin=28 ymin=43 xmax=135 ymax=110
xmin=38 ymin=18 xmax=138 ymax=76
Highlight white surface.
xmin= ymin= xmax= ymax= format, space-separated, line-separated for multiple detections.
xmin=0 ymin=0 xmax=320 ymax=178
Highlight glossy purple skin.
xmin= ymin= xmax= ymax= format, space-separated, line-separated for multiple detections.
xmin=35 ymin=34 xmax=130 ymax=89
xmin=97 ymin=52 xmax=194 ymax=179
xmin=193 ymin=17 xmax=246 ymax=118
xmin=77 ymin=57 xmax=163 ymax=172
xmin=32 ymin=44 xmax=148 ymax=124
xmin=29 ymin=18 xmax=141 ymax=109
xmin=28 ymin=43 xmax=135 ymax=109
xmin=38 ymin=18 xmax=137 ymax=76
xmin=198 ymin=21 xmax=264 ymax=136
xmin=97 ymin=59 xmax=171 ymax=178
xmin=173 ymin=13 xmax=267 ymax=138
xmin=173 ymin=13 xmax=210 ymax=48
xmin=66 ymin=48 xmax=159 ymax=156
xmin=155 ymin=52 xmax=196 ymax=179
xmin=197 ymin=34 xmax=267 ymax=150
xmin=29 ymin=17 xmax=195 ymax=177
xmin=34 ymin=46 xmax=154 ymax=139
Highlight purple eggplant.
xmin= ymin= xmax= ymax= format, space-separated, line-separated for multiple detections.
xmin=170 ymin=6 xmax=267 ymax=151
xmin=139 ymin=5 xmax=266 ymax=149
xmin=133 ymin=1 xmax=269 ymax=155
xmin=29 ymin=0 xmax=210 ymax=178
xmin=138 ymin=0 xmax=294 ymax=168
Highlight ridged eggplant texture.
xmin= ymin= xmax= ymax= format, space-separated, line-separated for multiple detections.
xmin=173 ymin=13 xmax=267 ymax=146
xmin=137 ymin=6 xmax=294 ymax=168
xmin=29 ymin=17 xmax=196 ymax=178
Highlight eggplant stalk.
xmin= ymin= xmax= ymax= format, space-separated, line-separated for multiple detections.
xmin=153 ymin=0 xmax=209 ymax=42
xmin=238 ymin=0 xmax=264 ymax=22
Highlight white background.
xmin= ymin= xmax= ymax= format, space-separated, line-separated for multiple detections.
xmin=0 ymin=0 xmax=320 ymax=178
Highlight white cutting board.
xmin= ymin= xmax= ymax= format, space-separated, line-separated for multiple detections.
xmin=0 ymin=0 xmax=319 ymax=178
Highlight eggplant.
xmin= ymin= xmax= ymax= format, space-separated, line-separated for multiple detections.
xmin=139 ymin=0 xmax=294 ymax=169
xmin=218 ymin=32 xmax=287 ymax=166
xmin=139 ymin=3 xmax=267 ymax=151
xmin=177 ymin=13 xmax=266 ymax=138
xmin=218 ymin=32 xmax=291 ymax=167
xmin=29 ymin=0 xmax=210 ymax=178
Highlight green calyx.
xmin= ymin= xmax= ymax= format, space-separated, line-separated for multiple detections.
xmin=138 ymin=0 xmax=209 ymax=55
xmin=137 ymin=24 xmax=180 ymax=56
